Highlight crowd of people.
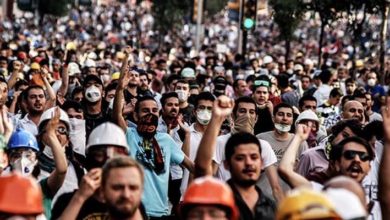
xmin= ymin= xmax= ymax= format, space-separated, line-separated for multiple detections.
xmin=0 ymin=0 xmax=390 ymax=220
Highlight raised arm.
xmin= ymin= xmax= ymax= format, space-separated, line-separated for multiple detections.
xmin=58 ymin=63 xmax=69 ymax=98
xmin=42 ymin=107 xmax=68 ymax=195
xmin=58 ymin=168 xmax=102 ymax=220
xmin=41 ymin=67 xmax=56 ymax=108
xmin=278 ymin=123 xmax=312 ymax=188
xmin=194 ymin=96 xmax=234 ymax=178
xmin=113 ymin=47 xmax=132 ymax=132
xmin=379 ymin=97 xmax=390 ymax=219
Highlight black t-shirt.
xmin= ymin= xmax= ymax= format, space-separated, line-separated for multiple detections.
xmin=51 ymin=191 xmax=107 ymax=220
xmin=227 ymin=180 xmax=276 ymax=220
xmin=254 ymin=107 xmax=274 ymax=135
xmin=180 ymin=104 xmax=194 ymax=124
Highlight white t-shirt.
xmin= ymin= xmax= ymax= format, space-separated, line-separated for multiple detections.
xmin=180 ymin=124 xmax=204 ymax=195
xmin=213 ymin=133 xmax=277 ymax=181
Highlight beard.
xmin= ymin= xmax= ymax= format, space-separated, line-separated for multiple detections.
xmin=107 ymin=199 xmax=139 ymax=219
xmin=233 ymin=176 xmax=258 ymax=188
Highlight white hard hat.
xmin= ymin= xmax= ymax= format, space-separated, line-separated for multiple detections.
xmin=68 ymin=62 xmax=81 ymax=76
xmin=84 ymin=59 xmax=96 ymax=68
xmin=263 ymin=55 xmax=273 ymax=65
xmin=86 ymin=122 xmax=128 ymax=152
xmin=38 ymin=107 xmax=71 ymax=132
xmin=87 ymin=52 xmax=97 ymax=60
xmin=324 ymin=188 xmax=367 ymax=219
xmin=293 ymin=64 xmax=304 ymax=71
xmin=295 ymin=110 xmax=319 ymax=127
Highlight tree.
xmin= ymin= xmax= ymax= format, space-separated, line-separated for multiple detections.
xmin=269 ymin=0 xmax=305 ymax=60
xmin=303 ymin=0 xmax=345 ymax=67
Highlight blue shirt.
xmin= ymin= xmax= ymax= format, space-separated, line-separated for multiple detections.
xmin=126 ymin=127 xmax=185 ymax=217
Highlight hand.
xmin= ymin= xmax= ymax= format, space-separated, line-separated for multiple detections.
xmin=295 ymin=123 xmax=311 ymax=141
xmin=40 ymin=67 xmax=49 ymax=79
xmin=41 ymin=107 xmax=61 ymax=146
xmin=13 ymin=91 xmax=21 ymax=100
xmin=77 ymin=168 xmax=102 ymax=200
xmin=382 ymin=97 xmax=390 ymax=141
xmin=178 ymin=114 xmax=190 ymax=134
xmin=123 ymin=99 xmax=135 ymax=115
xmin=123 ymin=46 xmax=133 ymax=55
xmin=0 ymin=106 xmax=13 ymax=142
xmin=212 ymin=95 xmax=234 ymax=119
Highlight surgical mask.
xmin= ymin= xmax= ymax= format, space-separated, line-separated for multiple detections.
xmin=196 ymin=110 xmax=212 ymax=125
xmin=175 ymin=90 xmax=188 ymax=102
xmin=367 ymin=79 xmax=376 ymax=87
xmin=11 ymin=156 xmax=37 ymax=176
xmin=69 ymin=118 xmax=86 ymax=156
xmin=232 ymin=114 xmax=256 ymax=134
xmin=85 ymin=85 xmax=101 ymax=102
xmin=274 ymin=123 xmax=291 ymax=133
xmin=43 ymin=145 xmax=66 ymax=160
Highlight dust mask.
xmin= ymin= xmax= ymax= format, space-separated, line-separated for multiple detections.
xmin=196 ymin=110 xmax=211 ymax=125
xmin=367 ymin=79 xmax=376 ymax=87
xmin=85 ymin=85 xmax=101 ymax=102
xmin=11 ymin=155 xmax=37 ymax=176
xmin=175 ymin=90 xmax=188 ymax=102
xmin=274 ymin=123 xmax=291 ymax=133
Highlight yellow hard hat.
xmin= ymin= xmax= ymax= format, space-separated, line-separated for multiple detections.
xmin=30 ymin=62 xmax=40 ymax=70
xmin=276 ymin=188 xmax=341 ymax=220
xmin=355 ymin=60 xmax=364 ymax=68
xmin=111 ymin=72 xmax=121 ymax=80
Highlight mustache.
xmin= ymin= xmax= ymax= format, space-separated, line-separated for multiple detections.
xmin=347 ymin=162 xmax=363 ymax=173
xmin=170 ymin=109 xmax=178 ymax=113
xmin=242 ymin=167 xmax=256 ymax=173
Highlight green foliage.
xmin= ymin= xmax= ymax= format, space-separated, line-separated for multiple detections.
xmin=269 ymin=0 xmax=305 ymax=41
xmin=152 ymin=0 xmax=192 ymax=34
xmin=205 ymin=0 xmax=229 ymax=16
xmin=40 ymin=0 xmax=71 ymax=17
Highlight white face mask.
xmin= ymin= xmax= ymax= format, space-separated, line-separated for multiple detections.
xmin=274 ymin=123 xmax=291 ymax=133
xmin=85 ymin=85 xmax=101 ymax=102
xmin=196 ymin=110 xmax=212 ymax=125
xmin=175 ymin=90 xmax=188 ymax=102
xmin=69 ymin=118 xmax=86 ymax=156
xmin=367 ymin=79 xmax=376 ymax=87
xmin=11 ymin=156 xmax=37 ymax=176
xmin=43 ymin=145 xmax=66 ymax=160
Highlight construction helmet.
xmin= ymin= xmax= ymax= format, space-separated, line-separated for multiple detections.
xmin=30 ymin=62 xmax=40 ymax=70
xmin=7 ymin=128 xmax=39 ymax=152
xmin=38 ymin=107 xmax=71 ymax=132
xmin=276 ymin=188 xmax=341 ymax=220
xmin=68 ymin=62 xmax=81 ymax=76
xmin=111 ymin=72 xmax=121 ymax=80
xmin=0 ymin=173 xmax=43 ymax=215
xmin=86 ymin=122 xmax=128 ymax=152
xmin=180 ymin=177 xmax=239 ymax=220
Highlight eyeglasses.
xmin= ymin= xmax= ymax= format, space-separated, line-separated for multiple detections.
xmin=56 ymin=127 xmax=68 ymax=135
xmin=343 ymin=150 xmax=371 ymax=162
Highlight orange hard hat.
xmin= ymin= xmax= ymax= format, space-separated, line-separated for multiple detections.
xmin=0 ymin=173 xmax=44 ymax=215
xmin=180 ymin=176 xmax=239 ymax=220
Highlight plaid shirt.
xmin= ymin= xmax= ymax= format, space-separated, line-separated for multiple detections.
xmin=323 ymin=113 xmax=341 ymax=129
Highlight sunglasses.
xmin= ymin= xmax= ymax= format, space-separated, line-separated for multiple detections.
xmin=343 ymin=150 xmax=371 ymax=162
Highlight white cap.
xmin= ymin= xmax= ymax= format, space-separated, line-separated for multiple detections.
xmin=86 ymin=122 xmax=128 ymax=152
xmin=84 ymin=59 xmax=96 ymax=68
xmin=68 ymin=62 xmax=81 ymax=76
xmin=38 ymin=107 xmax=71 ymax=131
xmin=87 ymin=52 xmax=97 ymax=60
xmin=304 ymin=58 xmax=314 ymax=66
xmin=325 ymin=188 xmax=367 ymax=219
xmin=293 ymin=64 xmax=304 ymax=71
xmin=263 ymin=55 xmax=273 ymax=65
xmin=295 ymin=110 xmax=319 ymax=127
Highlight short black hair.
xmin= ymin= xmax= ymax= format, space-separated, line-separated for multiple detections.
xmin=299 ymin=95 xmax=317 ymax=109
xmin=225 ymin=132 xmax=261 ymax=163
xmin=331 ymin=119 xmax=363 ymax=139
xmin=166 ymin=74 xmax=180 ymax=85
xmin=330 ymin=136 xmax=374 ymax=162
xmin=160 ymin=92 xmax=178 ymax=107
xmin=319 ymin=69 xmax=332 ymax=84
xmin=329 ymin=88 xmax=343 ymax=98
xmin=194 ymin=92 xmax=215 ymax=109
xmin=277 ymin=73 xmax=290 ymax=89
xmin=104 ymin=82 xmax=118 ymax=94
xmin=71 ymin=86 xmax=84 ymax=100
xmin=22 ymin=85 xmax=45 ymax=101
xmin=233 ymin=79 xmax=245 ymax=89
xmin=345 ymin=78 xmax=356 ymax=85
xmin=62 ymin=100 xmax=83 ymax=113
xmin=233 ymin=96 xmax=257 ymax=117
xmin=134 ymin=95 xmax=157 ymax=114
xmin=362 ymin=120 xmax=383 ymax=142
xmin=273 ymin=102 xmax=293 ymax=116
xmin=14 ymin=80 xmax=29 ymax=91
